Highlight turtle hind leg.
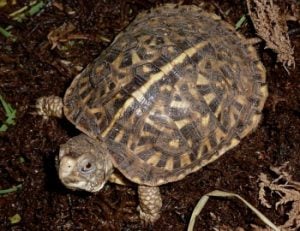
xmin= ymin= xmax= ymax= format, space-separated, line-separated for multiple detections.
xmin=137 ymin=185 xmax=162 ymax=224
xmin=36 ymin=95 xmax=63 ymax=119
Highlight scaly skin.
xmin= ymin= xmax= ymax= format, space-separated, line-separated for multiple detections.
xmin=138 ymin=185 xmax=162 ymax=224
xmin=36 ymin=95 xmax=63 ymax=119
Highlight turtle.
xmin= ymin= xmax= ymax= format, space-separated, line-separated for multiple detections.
xmin=36 ymin=4 xmax=268 ymax=223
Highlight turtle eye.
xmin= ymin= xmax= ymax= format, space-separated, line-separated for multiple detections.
xmin=79 ymin=158 xmax=96 ymax=174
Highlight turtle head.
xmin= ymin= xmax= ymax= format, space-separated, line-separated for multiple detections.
xmin=58 ymin=134 xmax=113 ymax=192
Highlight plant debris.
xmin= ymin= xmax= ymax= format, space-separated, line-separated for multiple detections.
xmin=47 ymin=22 xmax=90 ymax=50
xmin=0 ymin=95 xmax=16 ymax=132
xmin=235 ymin=14 xmax=247 ymax=30
xmin=8 ymin=0 xmax=45 ymax=22
xmin=188 ymin=190 xmax=279 ymax=231
xmin=0 ymin=184 xmax=22 ymax=195
xmin=8 ymin=214 xmax=21 ymax=225
xmin=257 ymin=162 xmax=300 ymax=230
xmin=246 ymin=0 xmax=295 ymax=70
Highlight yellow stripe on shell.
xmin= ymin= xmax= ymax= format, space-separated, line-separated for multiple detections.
xmin=114 ymin=130 xmax=125 ymax=142
xmin=82 ymin=91 xmax=93 ymax=105
xmin=235 ymin=95 xmax=247 ymax=106
xmin=165 ymin=158 xmax=174 ymax=171
xmin=89 ymin=107 xmax=104 ymax=114
xmin=101 ymin=41 xmax=208 ymax=138
xmin=144 ymin=116 xmax=173 ymax=133
xmin=168 ymin=139 xmax=180 ymax=148
xmin=197 ymin=138 xmax=211 ymax=158
xmin=218 ymin=138 xmax=240 ymax=156
xmin=131 ymin=50 xmax=142 ymax=63
xmin=174 ymin=118 xmax=190 ymax=129
xmin=101 ymin=97 xmax=135 ymax=137
xmin=200 ymin=114 xmax=210 ymax=127
xmin=135 ymin=144 xmax=154 ymax=153
xmin=180 ymin=152 xmax=191 ymax=167
xmin=170 ymin=100 xmax=189 ymax=109
xmin=78 ymin=81 xmax=90 ymax=95
xmin=203 ymin=93 xmax=216 ymax=105
xmin=196 ymin=73 xmax=209 ymax=85
xmin=256 ymin=62 xmax=266 ymax=82
xmin=146 ymin=152 xmax=162 ymax=166
xmin=215 ymin=127 xmax=227 ymax=143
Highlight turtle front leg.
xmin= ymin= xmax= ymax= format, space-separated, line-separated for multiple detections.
xmin=36 ymin=95 xmax=63 ymax=119
xmin=137 ymin=185 xmax=162 ymax=224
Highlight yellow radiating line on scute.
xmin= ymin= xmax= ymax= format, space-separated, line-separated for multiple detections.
xmin=101 ymin=41 xmax=209 ymax=138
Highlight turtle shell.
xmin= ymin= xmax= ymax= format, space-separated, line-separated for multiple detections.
xmin=63 ymin=4 xmax=268 ymax=186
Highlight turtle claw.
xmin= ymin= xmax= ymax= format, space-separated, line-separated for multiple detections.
xmin=138 ymin=205 xmax=160 ymax=225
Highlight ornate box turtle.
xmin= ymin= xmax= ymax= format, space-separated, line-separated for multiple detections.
xmin=37 ymin=4 xmax=268 ymax=223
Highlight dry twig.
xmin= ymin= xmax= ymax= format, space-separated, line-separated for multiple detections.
xmin=246 ymin=0 xmax=295 ymax=71
xmin=258 ymin=162 xmax=300 ymax=230
xmin=47 ymin=22 xmax=89 ymax=49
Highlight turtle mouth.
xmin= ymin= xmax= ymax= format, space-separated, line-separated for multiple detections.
xmin=64 ymin=179 xmax=89 ymax=191
xmin=88 ymin=182 xmax=105 ymax=192
xmin=61 ymin=175 xmax=105 ymax=193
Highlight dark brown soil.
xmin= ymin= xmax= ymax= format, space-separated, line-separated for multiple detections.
xmin=0 ymin=0 xmax=299 ymax=230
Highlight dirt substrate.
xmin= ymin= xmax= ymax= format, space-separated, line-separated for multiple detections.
xmin=0 ymin=0 xmax=299 ymax=230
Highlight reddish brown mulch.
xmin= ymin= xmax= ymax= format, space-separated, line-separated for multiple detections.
xmin=0 ymin=0 xmax=299 ymax=230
